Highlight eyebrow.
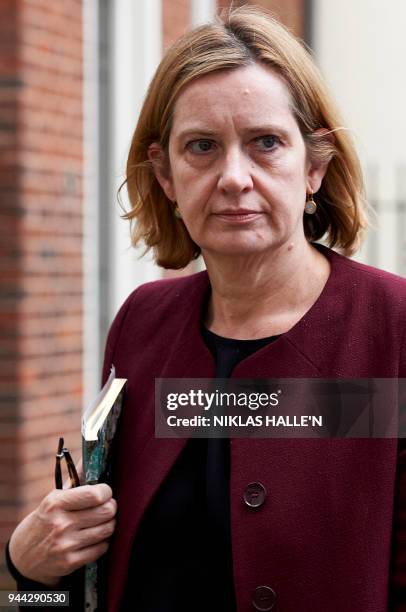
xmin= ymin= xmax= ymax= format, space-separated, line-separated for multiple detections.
xmin=176 ymin=125 xmax=291 ymax=140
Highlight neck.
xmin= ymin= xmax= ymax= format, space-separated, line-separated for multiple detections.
xmin=202 ymin=240 xmax=330 ymax=339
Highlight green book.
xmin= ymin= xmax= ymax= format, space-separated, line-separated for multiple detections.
xmin=82 ymin=365 xmax=127 ymax=612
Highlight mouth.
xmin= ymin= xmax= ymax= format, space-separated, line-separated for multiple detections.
xmin=213 ymin=210 xmax=264 ymax=223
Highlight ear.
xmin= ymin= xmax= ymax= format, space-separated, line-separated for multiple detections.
xmin=305 ymin=128 xmax=335 ymax=194
xmin=147 ymin=143 xmax=176 ymax=202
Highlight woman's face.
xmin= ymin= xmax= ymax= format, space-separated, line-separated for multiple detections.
xmin=149 ymin=64 xmax=328 ymax=259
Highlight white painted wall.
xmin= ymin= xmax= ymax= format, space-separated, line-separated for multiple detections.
xmin=191 ymin=0 xmax=217 ymax=25
xmin=110 ymin=0 xmax=163 ymax=318
xmin=313 ymin=0 xmax=406 ymax=274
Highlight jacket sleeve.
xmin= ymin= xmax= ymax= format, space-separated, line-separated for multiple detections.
xmin=389 ymin=324 xmax=406 ymax=610
xmin=5 ymin=540 xmax=85 ymax=611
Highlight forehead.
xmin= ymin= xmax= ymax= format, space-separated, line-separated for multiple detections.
xmin=171 ymin=64 xmax=296 ymax=135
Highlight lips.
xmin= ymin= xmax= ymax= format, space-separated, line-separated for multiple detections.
xmin=214 ymin=209 xmax=261 ymax=215
xmin=213 ymin=210 xmax=263 ymax=222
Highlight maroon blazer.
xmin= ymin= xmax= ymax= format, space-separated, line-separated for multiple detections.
xmin=101 ymin=244 xmax=406 ymax=611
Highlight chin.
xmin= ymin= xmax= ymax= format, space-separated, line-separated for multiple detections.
xmin=203 ymin=239 xmax=275 ymax=258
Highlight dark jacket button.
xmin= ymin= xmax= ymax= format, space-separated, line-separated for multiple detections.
xmin=252 ymin=585 xmax=277 ymax=611
xmin=243 ymin=482 xmax=267 ymax=508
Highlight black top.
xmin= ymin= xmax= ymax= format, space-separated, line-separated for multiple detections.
xmin=120 ymin=326 xmax=279 ymax=612
xmin=6 ymin=327 xmax=279 ymax=612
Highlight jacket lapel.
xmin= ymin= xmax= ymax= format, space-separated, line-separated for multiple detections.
xmin=107 ymin=272 xmax=216 ymax=611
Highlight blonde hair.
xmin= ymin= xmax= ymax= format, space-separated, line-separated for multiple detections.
xmin=121 ymin=6 xmax=367 ymax=269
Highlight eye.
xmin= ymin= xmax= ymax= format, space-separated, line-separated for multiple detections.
xmin=255 ymin=135 xmax=280 ymax=151
xmin=187 ymin=139 xmax=215 ymax=154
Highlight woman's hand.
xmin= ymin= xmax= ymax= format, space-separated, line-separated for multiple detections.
xmin=8 ymin=483 xmax=117 ymax=586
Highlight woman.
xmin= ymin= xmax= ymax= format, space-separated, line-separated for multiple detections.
xmin=7 ymin=6 xmax=406 ymax=611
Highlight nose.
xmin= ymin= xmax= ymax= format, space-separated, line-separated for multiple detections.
xmin=217 ymin=146 xmax=254 ymax=195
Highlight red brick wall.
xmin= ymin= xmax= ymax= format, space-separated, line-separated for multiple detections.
xmin=0 ymin=1 xmax=20 ymax=574
xmin=162 ymin=0 xmax=190 ymax=52
xmin=0 ymin=0 xmax=83 ymax=589
xmin=218 ymin=0 xmax=305 ymax=38
xmin=247 ymin=0 xmax=305 ymax=38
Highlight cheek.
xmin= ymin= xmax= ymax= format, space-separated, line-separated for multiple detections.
xmin=257 ymin=165 xmax=305 ymax=205
xmin=172 ymin=165 xmax=216 ymax=208
xmin=170 ymin=157 xmax=197 ymax=189
xmin=271 ymin=158 xmax=308 ymax=205
xmin=256 ymin=168 xmax=307 ymax=225
xmin=276 ymin=149 xmax=307 ymax=181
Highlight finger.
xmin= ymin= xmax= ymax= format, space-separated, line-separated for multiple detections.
xmin=47 ymin=484 xmax=113 ymax=512
xmin=74 ymin=499 xmax=117 ymax=529
xmin=61 ymin=541 xmax=110 ymax=575
xmin=71 ymin=519 xmax=116 ymax=549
